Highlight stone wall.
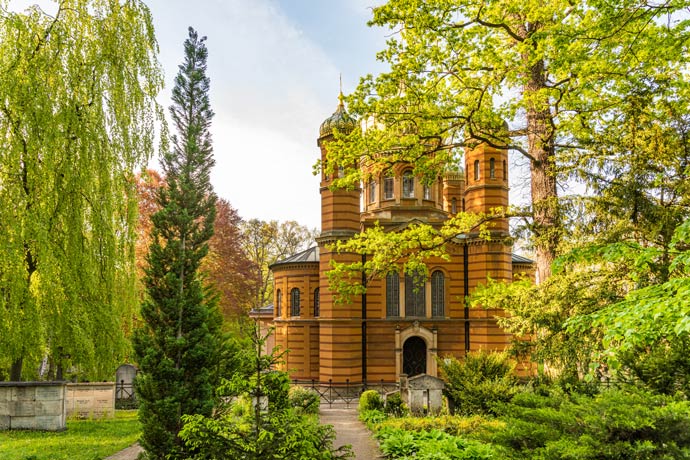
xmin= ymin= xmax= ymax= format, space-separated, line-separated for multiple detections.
xmin=0 ymin=382 xmax=67 ymax=431
xmin=66 ymin=382 xmax=115 ymax=419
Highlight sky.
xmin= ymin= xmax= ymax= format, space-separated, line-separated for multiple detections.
xmin=146 ymin=0 xmax=389 ymax=230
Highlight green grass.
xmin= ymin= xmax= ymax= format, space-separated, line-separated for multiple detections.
xmin=0 ymin=410 xmax=140 ymax=460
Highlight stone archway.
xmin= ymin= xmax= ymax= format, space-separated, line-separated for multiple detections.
xmin=395 ymin=321 xmax=438 ymax=378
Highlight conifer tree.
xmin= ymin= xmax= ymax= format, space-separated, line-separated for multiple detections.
xmin=133 ymin=27 xmax=221 ymax=460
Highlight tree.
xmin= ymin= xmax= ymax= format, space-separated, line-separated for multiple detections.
xmin=204 ymin=199 xmax=259 ymax=320
xmin=0 ymin=0 xmax=163 ymax=380
xmin=326 ymin=0 xmax=689 ymax=283
xmin=136 ymin=172 xmax=258 ymax=322
xmin=133 ymin=27 xmax=221 ymax=459
xmin=240 ymin=219 xmax=318 ymax=308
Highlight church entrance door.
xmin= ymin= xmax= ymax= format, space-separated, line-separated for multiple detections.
xmin=402 ymin=336 xmax=426 ymax=377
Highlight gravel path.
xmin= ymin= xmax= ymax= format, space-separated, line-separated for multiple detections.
xmin=320 ymin=403 xmax=383 ymax=459
xmin=104 ymin=442 xmax=143 ymax=460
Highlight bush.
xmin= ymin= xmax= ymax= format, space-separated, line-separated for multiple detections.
xmin=486 ymin=386 xmax=690 ymax=459
xmin=359 ymin=409 xmax=387 ymax=428
xmin=376 ymin=426 xmax=497 ymax=459
xmin=378 ymin=414 xmax=504 ymax=438
xmin=439 ymin=351 xmax=518 ymax=416
xmin=358 ymin=390 xmax=384 ymax=412
xmin=289 ymin=386 xmax=320 ymax=415
xmin=384 ymin=392 xmax=408 ymax=417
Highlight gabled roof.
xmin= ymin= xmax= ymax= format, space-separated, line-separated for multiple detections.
xmin=269 ymin=246 xmax=320 ymax=268
xmin=249 ymin=304 xmax=274 ymax=316
xmin=511 ymin=253 xmax=534 ymax=264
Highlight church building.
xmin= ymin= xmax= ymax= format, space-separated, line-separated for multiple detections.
xmin=259 ymin=96 xmax=533 ymax=386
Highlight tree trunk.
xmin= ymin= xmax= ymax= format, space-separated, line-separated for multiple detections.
xmin=10 ymin=358 xmax=23 ymax=381
xmin=525 ymin=57 xmax=559 ymax=283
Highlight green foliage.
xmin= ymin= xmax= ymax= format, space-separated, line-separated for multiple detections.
xmin=359 ymin=389 xmax=384 ymax=413
xmin=0 ymin=0 xmax=163 ymax=380
xmin=359 ymin=409 xmax=387 ymax=428
xmin=377 ymin=415 xmax=504 ymax=438
xmin=0 ymin=411 xmax=140 ymax=460
xmin=486 ymin=386 xmax=690 ymax=459
xmin=133 ymin=27 xmax=221 ymax=460
xmin=288 ymin=386 xmax=320 ymax=415
xmin=384 ymin=392 xmax=408 ymax=417
xmin=617 ymin=336 xmax=690 ymax=398
xmin=178 ymin=328 xmax=351 ymax=460
xmin=181 ymin=408 xmax=352 ymax=460
xmin=439 ymin=351 xmax=518 ymax=416
xmin=376 ymin=426 xmax=496 ymax=460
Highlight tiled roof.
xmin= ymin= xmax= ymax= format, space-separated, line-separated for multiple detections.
xmin=511 ymin=253 xmax=534 ymax=264
xmin=270 ymin=246 xmax=320 ymax=268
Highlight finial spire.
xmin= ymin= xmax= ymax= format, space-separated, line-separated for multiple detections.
xmin=338 ymin=74 xmax=344 ymax=106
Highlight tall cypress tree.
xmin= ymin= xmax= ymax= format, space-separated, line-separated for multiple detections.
xmin=133 ymin=27 xmax=221 ymax=460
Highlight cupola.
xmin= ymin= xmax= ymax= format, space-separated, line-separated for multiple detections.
xmin=318 ymin=93 xmax=356 ymax=139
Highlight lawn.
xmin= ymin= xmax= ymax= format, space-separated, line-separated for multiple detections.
xmin=0 ymin=410 xmax=140 ymax=460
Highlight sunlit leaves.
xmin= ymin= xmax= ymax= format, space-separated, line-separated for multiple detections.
xmin=0 ymin=0 xmax=163 ymax=379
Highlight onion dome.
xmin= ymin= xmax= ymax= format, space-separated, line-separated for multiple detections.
xmin=319 ymin=93 xmax=356 ymax=138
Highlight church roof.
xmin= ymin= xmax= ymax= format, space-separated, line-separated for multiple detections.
xmin=270 ymin=246 xmax=320 ymax=268
xmin=511 ymin=253 xmax=533 ymax=264
xmin=319 ymin=94 xmax=356 ymax=138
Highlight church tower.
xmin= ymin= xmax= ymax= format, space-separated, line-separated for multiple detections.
xmin=316 ymin=94 xmax=363 ymax=384
xmin=463 ymin=140 xmax=512 ymax=351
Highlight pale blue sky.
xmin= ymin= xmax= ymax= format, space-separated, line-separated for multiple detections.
xmin=145 ymin=0 xmax=388 ymax=230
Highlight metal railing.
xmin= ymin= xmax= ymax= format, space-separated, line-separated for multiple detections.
xmin=115 ymin=380 xmax=137 ymax=409
xmin=290 ymin=379 xmax=400 ymax=408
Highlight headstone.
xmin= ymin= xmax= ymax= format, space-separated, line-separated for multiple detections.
xmin=403 ymin=374 xmax=445 ymax=415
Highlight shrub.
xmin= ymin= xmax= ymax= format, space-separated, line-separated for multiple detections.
xmin=358 ymin=389 xmax=384 ymax=412
xmin=378 ymin=414 xmax=504 ymax=437
xmin=486 ymin=386 xmax=690 ymax=459
xmin=289 ymin=386 xmax=320 ymax=415
xmin=439 ymin=351 xmax=518 ymax=416
xmin=375 ymin=426 xmax=496 ymax=459
xmin=359 ymin=409 xmax=387 ymax=428
xmin=384 ymin=392 xmax=408 ymax=417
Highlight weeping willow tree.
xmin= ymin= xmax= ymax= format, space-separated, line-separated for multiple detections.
xmin=0 ymin=0 xmax=163 ymax=381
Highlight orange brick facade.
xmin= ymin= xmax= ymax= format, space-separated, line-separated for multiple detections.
xmin=268 ymin=99 xmax=533 ymax=384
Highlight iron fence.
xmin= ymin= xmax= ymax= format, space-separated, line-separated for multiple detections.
xmin=115 ymin=380 xmax=137 ymax=409
xmin=290 ymin=379 xmax=400 ymax=408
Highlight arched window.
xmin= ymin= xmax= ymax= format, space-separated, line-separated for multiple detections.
xmin=451 ymin=197 xmax=457 ymax=214
xmin=338 ymin=166 xmax=345 ymax=178
xmin=423 ymin=184 xmax=431 ymax=200
xmin=369 ymin=179 xmax=376 ymax=204
xmin=474 ymin=160 xmax=480 ymax=181
xmin=383 ymin=176 xmax=394 ymax=199
xmin=490 ymin=158 xmax=496 ymax=179
xmin=503 ymin=159 xmax=507 ymax=181
xmin=402 ymin=171 xmax=415 ymax=198
xmin=276 ymin=289 xmax=282 ymax=317
xmin=290 ymin=288 xmax=300 ymax=317
xmin=431 ymin=271 xmax=445 ymax=317
xmin=386 ymin=272 xmax=400 ymax=317
xmin=405 ymin=271 xmax=426 ymax=317
xmin=314 ymin=288 xmax=320 ymax=317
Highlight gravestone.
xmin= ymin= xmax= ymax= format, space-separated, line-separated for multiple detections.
xmin=402 ymin=374 xmax=445 ymax=415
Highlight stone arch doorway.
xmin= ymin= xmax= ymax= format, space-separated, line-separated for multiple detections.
xmin=402 ymin=336 xmax=427 ymax=377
